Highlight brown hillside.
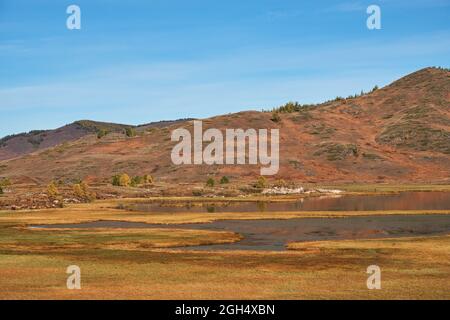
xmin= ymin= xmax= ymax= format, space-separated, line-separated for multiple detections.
xmin=1 ymin=67 xmax=449 ymax=185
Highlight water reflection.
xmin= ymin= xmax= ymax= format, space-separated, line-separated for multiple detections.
xmin=127 ymin=192 xmax=450 ymax=213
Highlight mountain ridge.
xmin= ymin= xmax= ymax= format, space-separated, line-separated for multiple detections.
xmin=1 ymin=67 xmax=449 ymax=185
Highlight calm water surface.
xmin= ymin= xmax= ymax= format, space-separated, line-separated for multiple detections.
xmin=126 ymin=192 xmax=450 ymax=213
xmin=32 ymin=215 xmax=450 ymax=251
xmin=31 ymin=192 xmax=450 ymax=251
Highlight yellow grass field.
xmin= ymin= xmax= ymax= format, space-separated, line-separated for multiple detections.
xmin=0 ymin=198 xmax=449 ymax=299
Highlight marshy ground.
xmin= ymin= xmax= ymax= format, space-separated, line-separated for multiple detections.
xmin=0 ymin=187 xmax=449 ymax=299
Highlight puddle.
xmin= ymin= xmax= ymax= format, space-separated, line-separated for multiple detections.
xmin=31 ymin=214 xmax=450 ymax=251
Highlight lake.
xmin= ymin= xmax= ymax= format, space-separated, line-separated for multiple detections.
xmin=124 ymin=191 xmax=450 ymax=213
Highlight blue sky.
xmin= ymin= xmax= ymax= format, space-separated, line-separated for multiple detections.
xmin=1 ymin=0 xmax=449 ymax=137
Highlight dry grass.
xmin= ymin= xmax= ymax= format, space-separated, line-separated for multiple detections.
xmin=0 ymin=198 xmax=449 ymax=299
xmin=0 ymin=233 xmax=449 ymax=299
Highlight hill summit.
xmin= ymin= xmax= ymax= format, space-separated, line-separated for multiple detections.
xmin=1 ymin=67 xmax=449 ymax=185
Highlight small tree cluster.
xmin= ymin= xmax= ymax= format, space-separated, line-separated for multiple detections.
xmin=47 ymin=181 xmax=59 ymax=199
xmin=255 ymin=176 xmax=268 ymax=189
xmin=0 ymin=178 xmax=11 ymax=194
xmin=73 ymin=182 xmax=96 ymax=202
xmin=46 ymin=181 xmax=64 ymax=207
xmin=112 ymin=173 xmax=131 ymax=186
xmin=97 ymin=129 xmax=109 ymax=139
xmin=274 ymin=101 xmax=302 ymax=113
xmin=131 ymin=174 xmax=154 ymax=187
xmin=0 ymin=178 xmax=11 ymax=187
xmin=112 ymin=173 xmax=153 ymax=187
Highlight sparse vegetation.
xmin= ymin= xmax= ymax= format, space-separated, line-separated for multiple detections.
xmin=111 ymin=174 xmax=153 ymax=187
xmin=112 ymin=173 xmax=131 ymax=187
xmin=75 ymin=120 xmax=131 ymax=134
xmin=73 ymin=182 xmax=96 ymax=202
xmin=125 ymin=127 xmax=136 ymax=137
xmin=133 ymin=175 xmax=154 ymax=187
xmin=192 ymin=189 xmax=205 ymax=196
xmin=46 ymin=181 xmax=59 ymax=199
xmin=97 ymin=129 xmax=109 ymax=139
xmin=27 ymin=134 xmax=44 ymax=147
xmin=270 ymin=112 xmax=281 ymax=123
xmin=307 ymin=123 xmax=336 ymax=138
xmin=143 ymin=175 xmax=154 ymax=184
xmin=274 ymin=179 xmax=287 ymax=187
xmin=220 ymin=176 xmax=230 ymax=184
xmin=273 ymin=101 xmax=302 ymax=113
xmin=378 ymin=122 xmax=450 ymax=154
xmin=0 ymin=130 xmax=46 ymax=146
xmin=206 ymin=178 xmax=215 ymax=187
xmin=362 ymin=152 xmax=383 ymax=161
xmin=255 ymin=176 xmax=268 ymax=189
xmin=0 ymin=178 xmax=11 ymax=188
xmin=314 ymin=143 xmax=359 ymax=161
xmin=269 ymin=101 xmax=316 ymax=114
xmin=130 ymin=176 xmax=143 ymax=187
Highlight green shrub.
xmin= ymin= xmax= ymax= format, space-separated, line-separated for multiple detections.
xmin=125 ymin=127 xmax=136 ymax=137
xmin=271 ymin=112 xmax=281 ymax=123
xmin=255 ymin=176 xmax=267 ymax=189
xmin=206 ymin=178 xmax=215 ymax=187
xmin=47 ymin=181 xmax=59 ymax=198
xmin=130 ymin=176 xmax=144 ymax=187
xmin=192 ymin=189 xmax=204 ymax=196
xmin=274 ymin=101 xmax=302 ymax=113
xmin=131 ymin=175 xmax=154 ymax=187
xmin=112 ymin=173 xmax=131 ymax=187
xmin=0 ymin=178 xmax=11 ymax=187
xmin=73 ymin=182 xmax=96 ymax=202
xmin=143 ymin=175 xmax=154 ymax=184
xmin=97 ymin=129 xmax=109 ymax=139
xmin=220 ymin=176 xmax=230 ymax=184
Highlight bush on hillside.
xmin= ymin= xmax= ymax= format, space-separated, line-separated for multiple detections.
xmin=73 ymin=182 xmax=96 ymax=202
xmin=112 ymin=173 xmax=131 ymax=187
xmin=47 ymin=181 xmax=59 ymax=198
xmin=206 ymin=178 xmax=215 ymax=187
xmin=0 ymin=178 xmax=11 ymax=187
xmin=220 ymin=176 xmax=230 ymax=184
xmin=97 ymin=129 xmax=109 ymax=139
xmin=271 ymin=112 xmax=281 ymax=123
xmin=255 ymin=176 xmax=267 ymax=189
xmin=125 ymin=127 xmax=136 ymax=137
